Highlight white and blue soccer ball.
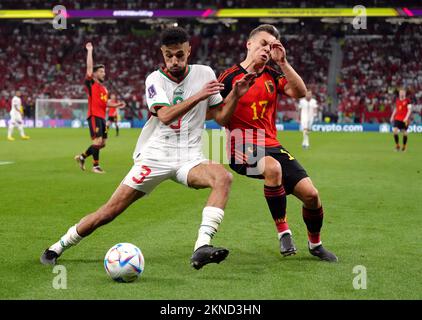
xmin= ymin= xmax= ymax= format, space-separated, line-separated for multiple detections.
xmin=104 ymin=243 xmax=145 ymax=283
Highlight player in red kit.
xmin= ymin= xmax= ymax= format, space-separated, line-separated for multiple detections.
xmin=390 ymin=89 xmax=412 ymax=152
xmin=106 ymin=93 xmax=120 ymax=137
xmin=75 ymin=43 xmax=125 ymax=173
xmin=209 ymin=25 xmax=337 ymax=262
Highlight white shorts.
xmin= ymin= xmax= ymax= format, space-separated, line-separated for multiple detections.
xmin=301 ymin=118 xmax=313 ymax=131
xmin=10 ymin=112 xmax=23 ymax=124
xmin=122 ymin=156 xmax=208 ymax=194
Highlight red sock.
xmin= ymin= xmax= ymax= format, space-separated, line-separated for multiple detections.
xmin=264 ymin=185 xmax=290 ymax=233
xmin=302 ymin=206 xmax=323 ymax=244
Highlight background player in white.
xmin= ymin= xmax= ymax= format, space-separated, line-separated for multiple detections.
xmin=7 ymin=90 xmax=30 ymax=141
xmin=298 ymin=90 xmax=318 ymax=149
xmin=41 ymin=27 xmax=254 ymax=270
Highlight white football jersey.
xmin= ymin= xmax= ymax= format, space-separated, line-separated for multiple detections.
xmin=133 ymin=64 xmax=223 ymax=162
xmin=299 ymin=98 xmax=318 ymax=120
xmin=10 ymin=96 xmax=22 ymax=115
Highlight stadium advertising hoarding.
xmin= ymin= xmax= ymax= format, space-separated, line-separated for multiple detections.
xmin=2 ymin=8 xmax=421 ymax=19
xmin=2 ymin=119 xmax=421 ymax=132
xmin=0 ymin=119 xmax=132 ymax=129
xmin=275 ymin=123 xmax=422 ymax=133
xmin=0 ymin=9 xmax=214 ymax=19
xmin=217 ymin=8 xmax=399 ymax=17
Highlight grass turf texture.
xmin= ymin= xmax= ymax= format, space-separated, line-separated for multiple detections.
xmin=0 ymin=128 xmax=421 ymax=300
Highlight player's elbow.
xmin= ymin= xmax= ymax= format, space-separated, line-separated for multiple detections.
xmin=156 ymin=107 xmax=172 ymax=125
xmin=214 ymin=116 xmax=228 ymax=127
xmin=157 ymin=113 xmax=173 ymax=126
xmin=295 ymin=86 xmax=307 ymax=99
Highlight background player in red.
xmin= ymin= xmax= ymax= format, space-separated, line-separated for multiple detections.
xmin=211 ymin=24 xmax=337 ymax=262
xmin=390 ymin=89 xmax=412 ymax=152
xmin=106 ymin=93 xmax=120 ymax=137
xmin=75 ymin=42 xmax=125 ymax=173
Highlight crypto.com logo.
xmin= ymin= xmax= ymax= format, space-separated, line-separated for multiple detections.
xmin=52 ymin=5 xmax=67 ymax=30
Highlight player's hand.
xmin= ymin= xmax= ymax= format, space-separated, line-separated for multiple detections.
xmin=233 ymin=73 xmax=256 ymax=98
xmin=85 ymin=42 xmax=93 ymax=51
xmin=270 ymin=40 xmax=287 ymax=65
xmin=197 ymin=80 xmax=224 ymax=101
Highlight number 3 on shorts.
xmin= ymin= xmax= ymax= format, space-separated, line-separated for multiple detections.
xmin=132 ymin=165 xmax=152 ymax=184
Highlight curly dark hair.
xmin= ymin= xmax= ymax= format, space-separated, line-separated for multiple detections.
xmin=160 ymin=27 xmax=190 ymax=46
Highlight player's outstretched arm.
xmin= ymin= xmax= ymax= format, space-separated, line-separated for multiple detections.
xmin=270 ymin=41 xmax=307 ymax=99
xmin=86 ymin=42 xmax=93 ymax=77
xmin=107 ymin=100 xmax=126 ymax=108
xmin=210 ymin=73 xmax=256 ymax=126
xmin=157 ymin=80 xmax=223 ymax=125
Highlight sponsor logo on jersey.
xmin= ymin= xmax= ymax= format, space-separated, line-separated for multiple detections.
xmin=174 ymin=87 xmax=184 ymax=96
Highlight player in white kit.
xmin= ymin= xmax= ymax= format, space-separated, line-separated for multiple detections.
xmin=298 ymin=90 xmax=318 ymax=149
xmin=7 ymin=90 xmax=30 ymax=141
xmin=41 ymin=27 xmax=255 ymax=270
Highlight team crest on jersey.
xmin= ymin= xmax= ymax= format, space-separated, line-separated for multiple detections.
xmin=148 ymin=85 xmax=157 ymax=99
xmin=100 ymin=92 xmax=108 ymax=102
xmin=264 ymin=80 xmax=275 ymax=94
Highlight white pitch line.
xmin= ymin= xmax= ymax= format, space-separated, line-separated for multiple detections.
xmin=0 ymin=161 xmax=14 ymax=166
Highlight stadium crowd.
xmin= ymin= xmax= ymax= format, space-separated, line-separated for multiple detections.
xmin=0 ymin=19 xmax=421 ymax=124
xmin=337 ymin=22 xmax=422 ymax=124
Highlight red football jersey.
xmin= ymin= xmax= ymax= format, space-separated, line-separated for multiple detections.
xmin=85 ymin=75 xmax=108 ymax=119
xmin=218 ymin=64 xmax=288 ymax=149
xmin=108 ymin=105 xmax=118 ymax=117
xmin=394 ymin=98 xmax=410 ymax=121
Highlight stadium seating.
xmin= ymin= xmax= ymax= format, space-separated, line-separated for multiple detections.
xmin=0 ymin=19 xmax=421 ymax=123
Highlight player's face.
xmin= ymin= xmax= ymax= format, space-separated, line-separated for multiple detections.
xmin=94 ymin=68 xmax=106 ymax=83
xmin=16 ymin=91 xmax=21 ymax=97
xmin=161 ymin=42 xmax=191 ymax=78
xmin=306 ymin=91 xmax=312 ymax=100
xmin=247 ymin=31 xmax=277 ymax=66
xmin=110 ymin=94 xmax=116 ymax=100
xmin=399 ymin=90 xmax=406 ymax=99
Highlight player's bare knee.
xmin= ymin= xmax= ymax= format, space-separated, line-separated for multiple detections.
xmin=212 ymin=169 xmax=233 ymax=192
xmin=305 ymin=188 xmax=320 ymax=207
xmin=263 ymin=161 xmax=282 ymax=183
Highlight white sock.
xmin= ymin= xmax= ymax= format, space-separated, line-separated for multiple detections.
xmin=8 ymin=125 xmax=13 ymax=137
xmin=302 ymin=131 xmax=306 ymax=146
xmin=308 ymin=240 xmax=322 ymax=249
xmin=18 ymin=124 xmax=25 ymax=137
xmin=304 ymin=132 xmax=309 ymax=146
xmin=49 ymin=225 xmax=83 ymax=255
xmin=277 ymin=229 xmax=292 ymax=240
xmin=194 ymin=206 xmax=224 ymax=251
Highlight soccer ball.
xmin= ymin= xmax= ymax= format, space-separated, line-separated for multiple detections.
xmin=104 ymin=243 xmax=145 ymax=283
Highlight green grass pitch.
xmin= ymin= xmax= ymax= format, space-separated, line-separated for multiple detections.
xmin=0 ymin=128 xmax=421 ymax=300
